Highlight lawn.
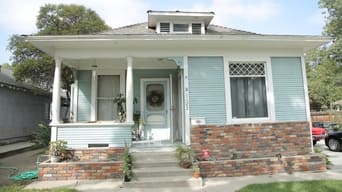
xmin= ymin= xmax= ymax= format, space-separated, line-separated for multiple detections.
xmin=0 ymin=185 xmax=78 ymax=192
xmin=237 ymin=180 xmax=342 ymax=192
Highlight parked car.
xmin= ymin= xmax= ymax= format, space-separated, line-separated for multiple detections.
xmin=325 ymin=131 xmax=342 ymax=152
xmin=312 ymin=127 xmax=327 ymax=145
xmin=312 ymin=122 xmax=339 ymax=133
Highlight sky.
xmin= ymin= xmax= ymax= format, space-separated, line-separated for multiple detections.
xmin=0 ymin=0 xmax=326 ymax=64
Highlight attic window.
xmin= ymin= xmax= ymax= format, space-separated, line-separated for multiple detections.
xmin=192 ymin=23 xmax=202 ymax=34
xmin=173 ymin=24 xmax=189 ymax=32
xmin=160 ymin=22 xmax=170 ymax=33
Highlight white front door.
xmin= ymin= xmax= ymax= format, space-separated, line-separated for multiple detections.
xmin=141 ymin=78 xmax=170 ymax=141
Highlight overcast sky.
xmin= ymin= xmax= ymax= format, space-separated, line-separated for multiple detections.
xmin=0 ymin=0 xmax=326 ymax=64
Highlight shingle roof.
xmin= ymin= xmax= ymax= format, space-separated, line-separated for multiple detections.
xmin=98 ymin=22 xmax=257 ymax=35
xmin=0 ymin=67 xmax=47 ymax=92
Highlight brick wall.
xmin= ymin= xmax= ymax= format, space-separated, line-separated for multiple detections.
xmin=69 ymin=148 xmax=125 ymax=161
xmin=191 ymin=121 xmax=311 ymax=160
xmin=39 ymin=161 xmax=123 ymax=180
xmin=199 ymin=155 xmax=326 ymax=177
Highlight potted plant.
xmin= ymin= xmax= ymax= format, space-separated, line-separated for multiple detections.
xmin=176 ymin=145 xmax=194 ymax=169
xmin=114 ymin=94 xmax=138 ymax=123
xmin=192 ymin=163 xmax=201 ymax=178
xmin=49 ymin=140 xmax=67 ymax=162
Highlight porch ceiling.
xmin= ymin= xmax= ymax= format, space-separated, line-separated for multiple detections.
xmin=64 ymin=57 xmax=178 ymax=70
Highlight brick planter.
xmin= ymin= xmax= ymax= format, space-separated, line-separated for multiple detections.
xmin=38 ymin=148 xmax=125 ymax=180
xmin=199 ymin=154 xmax=326 ymax=177
xmin=39 ymin=161 xmax=123 ymax=180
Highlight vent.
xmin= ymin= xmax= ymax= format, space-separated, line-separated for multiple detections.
xmin=192 ymin=23 xmax=202 ymax=34
xmin=88 ymin=144 xmax=109 ymax=148
xmin=160 ymin=22 xmax=170 ymax=33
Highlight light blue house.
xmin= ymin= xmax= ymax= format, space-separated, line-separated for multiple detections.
xmin=28 ymin=10 xmax=329 ymax=159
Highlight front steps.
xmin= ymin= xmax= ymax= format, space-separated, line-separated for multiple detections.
xmin=123 ymin=146 xmax=202 ymax=188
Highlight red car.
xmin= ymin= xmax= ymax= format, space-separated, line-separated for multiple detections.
xmin=312 ymin=127 xmax=328 ymax=145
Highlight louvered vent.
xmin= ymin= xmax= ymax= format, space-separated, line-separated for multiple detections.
xmin=192 ymin=23 xmax=202 ymax=34
xmin=160 ymin=22 xmax=170 ymax=33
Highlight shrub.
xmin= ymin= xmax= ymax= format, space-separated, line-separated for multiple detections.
xmin=33 ymin=122 xmax=51 ymax=147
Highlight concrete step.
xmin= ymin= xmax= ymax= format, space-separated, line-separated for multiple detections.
xmin=132 ymin=152 xmax=178 ymax=162
xmin=124 ymin=176 xmax=202 ymax=188
xmin=134 ymin=167 xmax=192 ymax=177
xmin=133 ymin=160 xmax=179 ymax=168
xmin=130 ymin=146 xmax=176 ymax=153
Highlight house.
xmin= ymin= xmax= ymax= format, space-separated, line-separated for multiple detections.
xmin=28 ymin=10 xmax=330 ymax=178
xmin=0 ymin=66 xmax=50 ymax=143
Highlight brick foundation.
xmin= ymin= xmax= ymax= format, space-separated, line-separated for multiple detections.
xmin=191 ymin=121 xmax=312 ymax=160
xmin=38 ymin=161 xmax=123 ymax=180
xmin=199 ymin=154 xmax=326 ymax=177
xmin=38 ymin=148 xmax=124 ymax=180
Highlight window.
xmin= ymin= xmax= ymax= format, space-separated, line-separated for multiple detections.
xmin=192 ymin=23 xmax=202 ymax=34
xmin=173 ymin=24 xmax=189 ymax=32
xmin=97 ymin=75 xmax=120 ymax=120
xmin=229 ymin=62 xmax=268 ymax=119
xmin=160 ymin=22 xmax=170 ymax=33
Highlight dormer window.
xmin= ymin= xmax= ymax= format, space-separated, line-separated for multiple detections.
xmin=160 ymin=22 xmax=170 ymax=33
xmin=192 ymin=23 xmax=202 ymax=34
xmin=173 ymin=24 xmax=189 ymax=33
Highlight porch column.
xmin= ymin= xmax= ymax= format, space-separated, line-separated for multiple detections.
xmin=126 ymin=57 xmax=134 ymax=123
xmin=51 ymin=58 xmax=62 ymax=124
xmin=51 ymin=58 xmax=62 ymax=142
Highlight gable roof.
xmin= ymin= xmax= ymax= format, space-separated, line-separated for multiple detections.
xmin=98 ymin=22 xmax=257 ymax=35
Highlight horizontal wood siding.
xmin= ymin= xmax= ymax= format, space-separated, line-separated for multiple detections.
xmin=57 ymin=126 xmax=131 ymax=148
xmin=188 ymin=57 xmax=226 ymax=124
xmin=77 ymin=70 xmax=91 ymax=121
xmin=271 ymin=57 xmax=307 ymax=121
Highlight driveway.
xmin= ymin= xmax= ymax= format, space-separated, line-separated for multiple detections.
xmin=316 ymin=140 xmax=342 ymax=173
xmin=0 ymin=148 xmax=46 ymax=186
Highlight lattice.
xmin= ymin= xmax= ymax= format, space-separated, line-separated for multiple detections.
xmin=229 ymin=62 xmax=265 ymax=76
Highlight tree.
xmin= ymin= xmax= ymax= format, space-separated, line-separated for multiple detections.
xmin=305 ymin=0 xmax=342 ymax=111
xmin=0 ymin=63 xmax=12 ymax=70
xmin=8 ymin=4 xmax=110 ymax=90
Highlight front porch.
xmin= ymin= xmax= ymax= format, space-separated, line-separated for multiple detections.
xmin=51 ymin=57 xmax=187 ymax=148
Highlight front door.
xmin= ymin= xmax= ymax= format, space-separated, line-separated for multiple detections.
xmin=141 ymin=79 xmax=170 ymax=141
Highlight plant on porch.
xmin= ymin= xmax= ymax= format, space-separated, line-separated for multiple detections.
xmin=176 ymin=145 xmax=194 ymax=169
xmin=49 ymin=140 xmax=67 ymax=162
xmin=114 ymin=93 xmax=138 ymax=122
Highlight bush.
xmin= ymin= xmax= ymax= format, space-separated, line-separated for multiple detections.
xmin=122 ymin=146 xmax=133 ymax=181
xmin=33 ymin=123 xmax=51 ymax=147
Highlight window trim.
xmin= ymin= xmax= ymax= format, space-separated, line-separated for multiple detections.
xmin=91 ymin=69 xmax=125 ymax=121
xmin=224 ymin=57 xmax=275 ymax=124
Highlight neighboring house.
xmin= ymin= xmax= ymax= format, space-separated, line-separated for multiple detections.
xmin=28 ymin=11 xmax=330 ymax=177
xmin=0 ymin=66 xmax=50 ymax=143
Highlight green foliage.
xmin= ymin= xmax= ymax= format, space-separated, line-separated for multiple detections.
xmin=49 ymin=140 xmax=67 ymax=157
xmin=237 ymin=180 xmax=342 ymax=192
xmin=176 ymin=145 xmax=194 ymax=168
xmin=1 ymin=63 xmax=12 ymax=70
xmin=7 ymin=3 xmax=110 ymax=91
xmin=122 ymin=146 xmax=133 ymax=181
xmin=36 ymin=4 xmax=110 ymax=35
xmin=33 ymin=122 xmax=51 ymax=147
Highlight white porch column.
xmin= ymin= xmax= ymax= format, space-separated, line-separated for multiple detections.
xmin=126 ymin=57 xmax=134 ymax=123
xmin=51 ymin=57 xmax=62 ymax=141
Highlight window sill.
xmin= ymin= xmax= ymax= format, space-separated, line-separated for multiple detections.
xmin=229 ymin=117 xmax=272 ymax=125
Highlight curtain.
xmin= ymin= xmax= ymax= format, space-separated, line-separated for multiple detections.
xmin=231 ymin=77 xmax=268 ymax=118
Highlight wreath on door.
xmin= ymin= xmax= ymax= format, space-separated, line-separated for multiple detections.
xmin=147 ymin=91 xmax=164 ymax=107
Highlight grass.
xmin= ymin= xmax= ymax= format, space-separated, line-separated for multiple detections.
xmin=0 ymin=185 xmax=78 ymax=192
xmin=237 ymin=180 xmax=342 ymax=192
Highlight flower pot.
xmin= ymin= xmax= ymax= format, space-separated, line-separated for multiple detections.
xmin=192 ymin=171 xmax=201 ymax=178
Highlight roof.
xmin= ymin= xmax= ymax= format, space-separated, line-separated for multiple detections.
xmin=0 ymin=66 xmax=48 ymax=94
xmin=99 ymin=22 xmax=257 ymax=35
